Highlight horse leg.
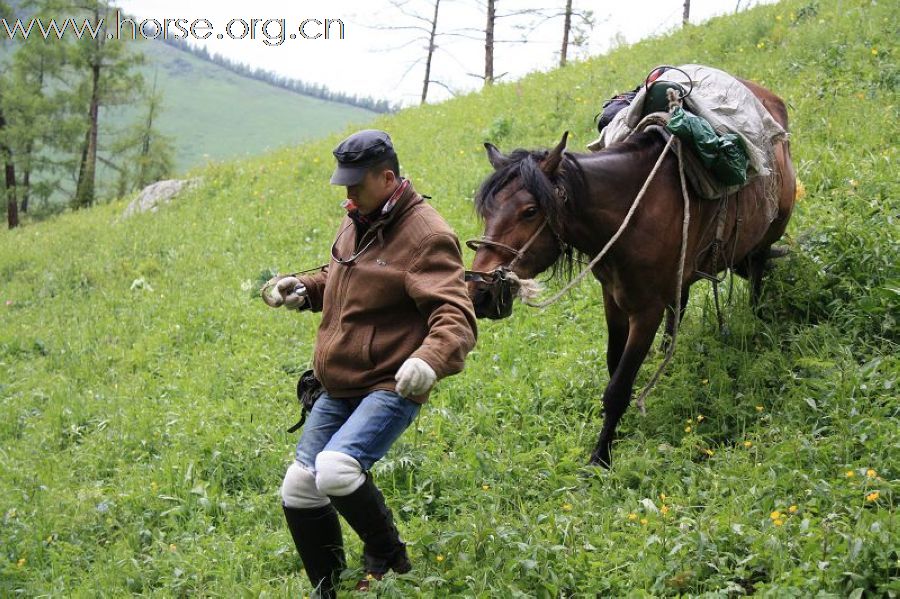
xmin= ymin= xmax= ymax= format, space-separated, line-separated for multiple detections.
xmin=661 ymin=287 xmax=690 ymax=352
xmin=603 ymin=289 xmax=629 ymax=377
xmin=590 ymin=306 xmax=665 ymax=468
xmin=747 ymin=250 xmax=769 ymax=309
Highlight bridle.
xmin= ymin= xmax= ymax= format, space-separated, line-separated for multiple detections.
xmin=465 ymin=218 xmax=550 ymax=275
xmin=464 ymin=184 xmax=568 ymax=285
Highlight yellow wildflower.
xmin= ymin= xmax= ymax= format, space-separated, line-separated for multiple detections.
xmin=757 ymin=42 xmax=765 ymax=49
xmin=770 ymin=511 xmax=781 ymax=520
xmin=659 ymin=493 xmax=667 ymax=501
xmin=704 ymin=448 xmax=715 ymax=457
xmin=640 ymin=518 xmax=648 ymax=526
xmin=866 ymin=491 xmax=880 ymax=502
xmin=685 ymin=426 xmax=692 ymax=433
xmin=16 ymin=558 xmax=25 ymax=568
xmin=696 ymin=414 xmax=705 ymax=422
xmin=367 ymin=573 xmax=376 ymax=580
xmin=686 ymin=418 xmax=693 ymax=424
xmin=562 ymin=503 xmax=573 ymax=511
xmin=871 ymin=48 xmax=878 ymax=56
xmin=743 ymin=441 xmax=753 ymax=448
xmin=789 ymin=505 xmax=798 ymax=513
xmin=866 ymin=469 xmax=877 ymax=478
xmin=773 ymin=518 xmax=784 ymax=526
xmin=627 ymin=512 xmax=638 ymax=521
xmin=436 ymin=555 xmax=445 ymax=562
xmin=776 ymin=15 xmax=782 ymax=21
xmin=795 ymin=179 xmax=806 ymax=201
xmin=169 ymin=544 xmax=177 ymax=552
xmin=661 ymin=505 xmax=669 ymax=515
xmin=482 ymin=484 xmax=490 ymax=491
xmin=755 ymin=406 xmax=764 ymax=412
xmin=846 ymin=470 xmax=856 ymax=478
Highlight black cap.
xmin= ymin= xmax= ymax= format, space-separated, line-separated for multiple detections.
xmin=330 ymin=129 xmax=396 ymax=186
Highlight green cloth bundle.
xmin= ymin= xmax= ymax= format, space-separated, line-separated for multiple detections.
xmin=666 ymin=107 xmax=750 ymax=186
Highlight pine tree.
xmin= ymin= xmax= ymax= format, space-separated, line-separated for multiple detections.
xmin=0 ymin=0 xmax=18 ymax=228
xmin=110 ymin=76 xmax=174 ymax=197
xmin=5 ymin=15 xmax=72 ymax=214
xmin=70 ymin=0 xmax=143 ymax=209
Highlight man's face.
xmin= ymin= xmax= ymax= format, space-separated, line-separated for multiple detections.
xmin=346 ymin=168 xmax=397 ymax=215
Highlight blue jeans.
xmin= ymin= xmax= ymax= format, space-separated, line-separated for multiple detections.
xmin=295 ymin=390 xmax=421 ymax=472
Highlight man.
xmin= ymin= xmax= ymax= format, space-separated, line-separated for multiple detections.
xmin=267 ymin=129 xmax=477 ymax=596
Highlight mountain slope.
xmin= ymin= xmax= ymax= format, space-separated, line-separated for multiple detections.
xmin=0 ymin=0 xmax=896 ymax=596
xmin=111 ymin=39 xmax=377 ymax=172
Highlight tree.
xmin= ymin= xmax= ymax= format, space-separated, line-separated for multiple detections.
xmin=557 ymin=1 xmax=593 ymax=67
xmin=0 ymin=0 xmax=18 ymax=228
xmin=421 ymin=0 xmax=441 ymax=104
xmin=560 ymin=0 xmax=572 ymax=66
xmin=377 ymin=0 xmax=449 ymax=104
xmin=476 ymin=1 xmax=540 ymax=86
xmin=110 ymin=77 xmax=174 ymax=197
xmin=70 ymin=0 xmax=143 ymax=209
xmin=484 ymin=0 xmax=494 ymax=85
xmin=5 ymin=13 xmax=72 ymax=214
xmin=0 ymin=101 xmax=19 ymax=229
xmin=515 ymin=2 xmax=594 ymax=69
xmin=683 ymin=0 xmax=691 ymax=25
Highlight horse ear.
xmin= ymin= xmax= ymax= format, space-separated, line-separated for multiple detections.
xmin=540 ymin=131 xmax=569 ymax=176
xmin=484 ymin=142 xmax=510 ymax=170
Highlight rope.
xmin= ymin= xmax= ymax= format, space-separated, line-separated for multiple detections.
xmin=635 ymin=136 xmax=691 ymax=415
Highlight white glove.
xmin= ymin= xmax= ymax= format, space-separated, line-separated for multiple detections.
xmin=266 ymin=276 xmax=307 ymax=309
xmin=395 ymin=357 xmax=436 ymax=397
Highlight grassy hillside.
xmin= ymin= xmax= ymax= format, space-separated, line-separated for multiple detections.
xmin=1 ymin=0 xmax=897 ymax=595
xmin=108 ymin=39 xmax=377 ymax=173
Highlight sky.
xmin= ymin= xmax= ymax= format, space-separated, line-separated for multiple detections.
xmin=115 ymin=0 xmax=777 ymax=107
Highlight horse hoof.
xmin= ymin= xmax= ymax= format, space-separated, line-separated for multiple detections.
xmin=587 ymin=455 xmax=612 ymax=469
xmin=767 ymin=246 xmax=790 ymax=259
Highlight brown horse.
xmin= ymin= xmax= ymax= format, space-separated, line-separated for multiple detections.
xmin=467 ymin=80 xmax=795 ymax=467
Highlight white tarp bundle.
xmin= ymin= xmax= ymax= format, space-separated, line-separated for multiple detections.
xmin=587 ymin=64 xmax=787 ymax=219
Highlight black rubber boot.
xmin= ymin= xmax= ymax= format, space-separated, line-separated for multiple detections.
xmin=328 ymin=475 xmax=412 ymax=577
xmin=282 ymin=503 xmax=346 ymax=598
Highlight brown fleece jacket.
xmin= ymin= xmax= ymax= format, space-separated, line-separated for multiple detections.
xmin=297 ymin=182 xmax=477 ymax=403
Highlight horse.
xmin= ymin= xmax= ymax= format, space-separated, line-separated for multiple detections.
xmin=467 ymin=79 xmax=796 ymax=468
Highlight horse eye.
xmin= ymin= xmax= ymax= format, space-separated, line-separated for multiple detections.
xmin=522 ymin=206 xmax=539 ymax=219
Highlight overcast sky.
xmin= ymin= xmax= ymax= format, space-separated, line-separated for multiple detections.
xmin=115 ymin=0 xmax=776 ymax=107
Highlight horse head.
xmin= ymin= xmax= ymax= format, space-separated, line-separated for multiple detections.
xmin=467 ymin=132 xmax=572 ymax=319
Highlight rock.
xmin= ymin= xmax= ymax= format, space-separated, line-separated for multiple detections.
xmin=121 ymin=179 xmax=200 ymax=218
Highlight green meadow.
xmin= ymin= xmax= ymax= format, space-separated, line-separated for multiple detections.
xmin=1 ymin=0 xmax=897 ymax=595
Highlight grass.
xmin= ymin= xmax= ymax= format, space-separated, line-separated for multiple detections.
xmin=0 ymin=0 xmax=897 ymax=595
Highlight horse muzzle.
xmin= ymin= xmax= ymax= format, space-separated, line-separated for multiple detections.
xmin=465 ymin=267 xmax=519 ymax=320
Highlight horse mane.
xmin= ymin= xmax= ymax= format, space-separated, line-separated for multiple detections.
xmin=474 ymin=148 xmax=588 ymax=280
